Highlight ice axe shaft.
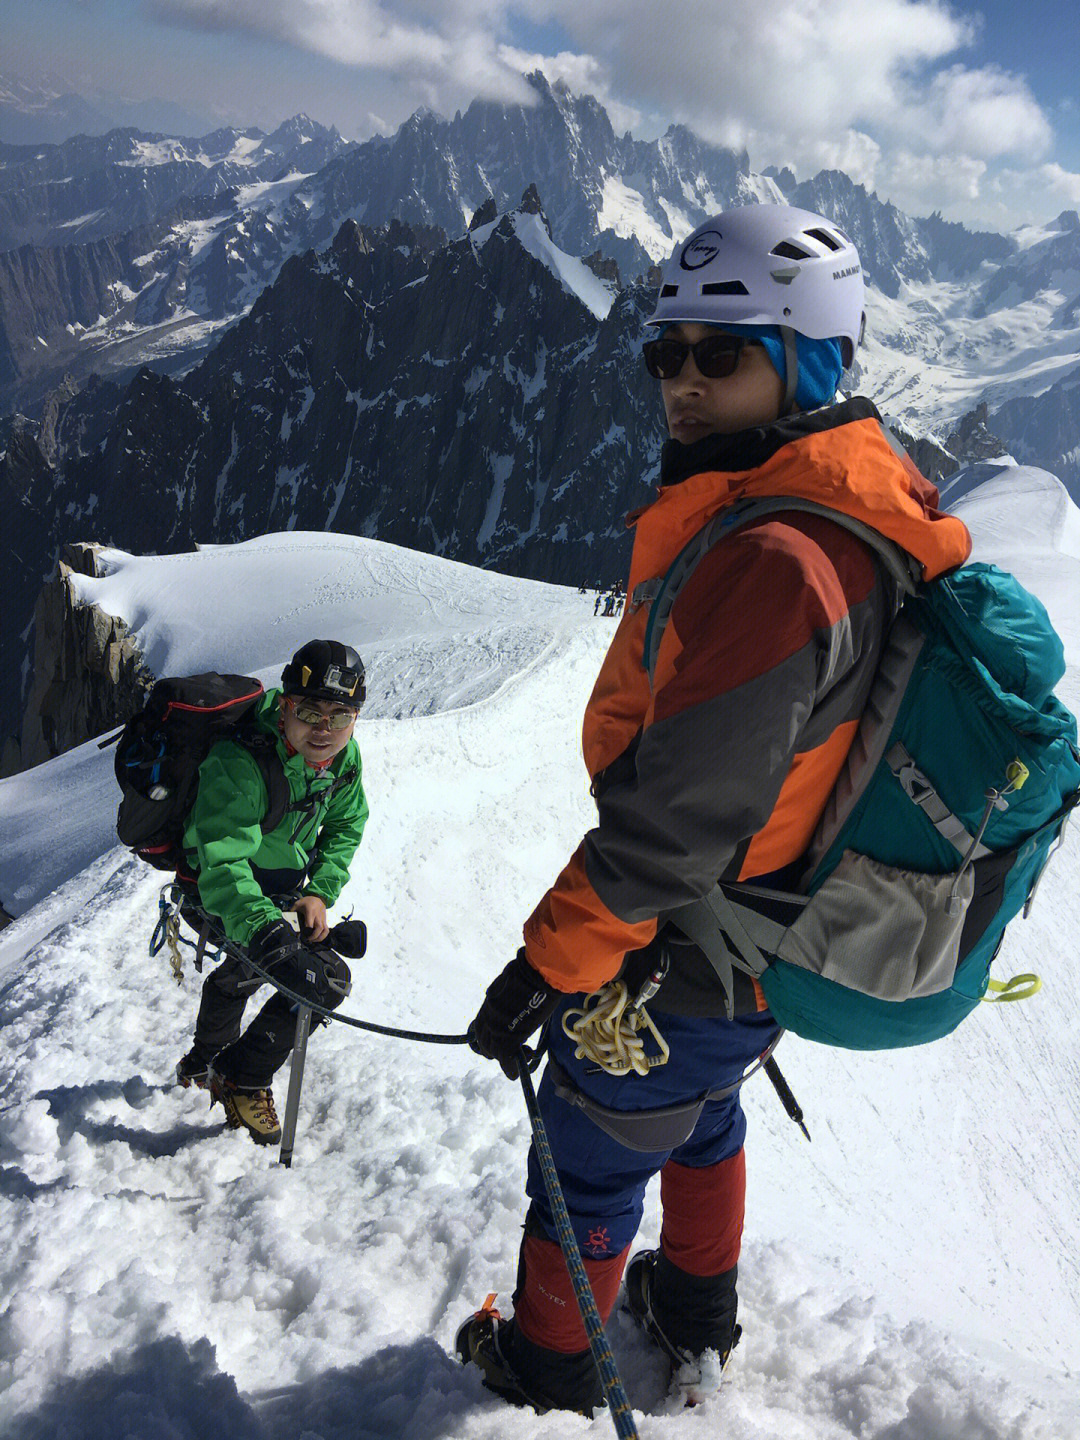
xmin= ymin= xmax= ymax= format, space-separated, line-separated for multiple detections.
xmin=518 ymin=1050 xmax=639 ymax=1439
xmin=764 ymin=1054 xmax=810 ymax=1141
xmin=279 ymin=1003 xmax=313 ymax=1167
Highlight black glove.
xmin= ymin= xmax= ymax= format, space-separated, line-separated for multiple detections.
xmin=249 ymin=918 xmax=301 ymax=969
xmin=468 ymin=948 xmax=561 ymax=1080
xmin=326 ymin=918 xmax=368 ymax=958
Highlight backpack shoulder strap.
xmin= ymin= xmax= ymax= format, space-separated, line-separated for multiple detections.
xmin=233 ymin=728 xmax=292 ymax=834
xmin=328 ymin=762 xmax=358 ymax=797
xmin=640 ymin=496 xmax=922 ymax=687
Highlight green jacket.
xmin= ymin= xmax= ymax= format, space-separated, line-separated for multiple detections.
xmin=183 ymin=690 xmax=368 ymax=945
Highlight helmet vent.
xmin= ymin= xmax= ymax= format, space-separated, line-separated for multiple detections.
xmin=805 ymin=227 xmax=843 ymax=251
xmin=701 ymin=281 xmax=749 ymax=296
xmin=660 ymin=284 xmax=679 ymax=297
xmin=770 ymin=240 xmax=813 ymax=261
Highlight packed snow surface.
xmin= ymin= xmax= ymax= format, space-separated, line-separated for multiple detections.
xmin=1 ymin=483 xmax=1079 ymax=1438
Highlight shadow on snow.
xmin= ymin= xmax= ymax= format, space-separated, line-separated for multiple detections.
xmin=34 ymin=1077 xmax=225 ymax=1158
xmin=7 ymin=1333 xmax=493 ymax=1440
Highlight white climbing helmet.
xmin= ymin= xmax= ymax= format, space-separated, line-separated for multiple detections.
xmin=647 ymin=204 xmax=866 ymax=366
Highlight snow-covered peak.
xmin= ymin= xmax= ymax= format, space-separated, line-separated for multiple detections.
xmin=471 ymin=205 xmax=616 ymax=319
xmin=66 ymin=531 xmax=586 ymax=693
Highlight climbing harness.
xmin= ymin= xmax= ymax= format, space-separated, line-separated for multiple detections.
xmin=151 ymin=883 xmax=469 ymax=1044
xmin=557 ymin=955 xmax=807 ymax=1144
xmin=549 ymin=1031 xmax=789 ymax=1153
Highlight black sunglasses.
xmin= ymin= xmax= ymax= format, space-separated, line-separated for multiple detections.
xmin=642 ymin=334 xmax=759 ymax=381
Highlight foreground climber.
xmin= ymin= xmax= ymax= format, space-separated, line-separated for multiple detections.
xmin=176 ymin=640 xmax=369 ymax=1144
xmin=461 ymin=205 xmax=971 ymax=1411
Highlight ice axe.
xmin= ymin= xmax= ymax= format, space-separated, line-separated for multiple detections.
xmin=518 ymin=1046 xmax=640 ymax=1438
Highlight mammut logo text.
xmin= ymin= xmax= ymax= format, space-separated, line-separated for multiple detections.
xmin=833 ymin=265 xmax=861 ymax=280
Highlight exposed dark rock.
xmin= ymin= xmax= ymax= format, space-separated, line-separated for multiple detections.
xmin=889 ymin=402 xmax=1010 ymax=489
xmin=468 ymin=197 xmax=498 ymax=231
xmin=943 ymin=403 xmax=1009 ymax=467
xmin=583 ymin=251 xmax=621 ymax=286
xmin=990 ymin=366 xmax=1080 ymax=501
xmin=888 ymin=423 xmax=957 ymax=487
xmin=16 ymin=544 xmax=153 ymax=773
xmin=518 ymin=183 xmax=552 ymax=237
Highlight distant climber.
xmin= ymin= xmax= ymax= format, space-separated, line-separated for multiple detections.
xmin=175 ymin=640 xmax=369 ymax=1145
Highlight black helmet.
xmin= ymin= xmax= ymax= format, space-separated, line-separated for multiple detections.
xmin=281 ymin=640 xmax=366 ymax=705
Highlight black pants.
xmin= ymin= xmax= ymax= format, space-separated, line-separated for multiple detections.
xmin=190 ymin=927 xmax=350 ymax=1089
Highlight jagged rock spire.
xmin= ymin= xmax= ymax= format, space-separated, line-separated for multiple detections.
xmin=518 ymin=183 xmax=552 ymax=238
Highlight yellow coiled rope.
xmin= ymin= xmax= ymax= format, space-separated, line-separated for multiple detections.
xmin=164 ymin=910 xmax=185 ymax=983
xmin=561 ymin=981 xmax=670 ymax=1076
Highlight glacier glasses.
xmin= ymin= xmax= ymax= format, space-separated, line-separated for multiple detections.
xmin=285 ymin=697 xmax=360 ymax=731
xmin=642 ymin=334 xmax=761 ymax=381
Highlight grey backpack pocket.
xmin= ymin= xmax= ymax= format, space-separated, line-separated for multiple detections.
xmin=775 ymin=850 xmax=974 ymax=1001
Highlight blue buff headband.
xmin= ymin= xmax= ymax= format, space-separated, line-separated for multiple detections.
xmin=718 ymin=323 xmax=845 ymax=411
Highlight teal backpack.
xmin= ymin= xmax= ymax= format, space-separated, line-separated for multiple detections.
xmin=644 ymin=496 xmax=1080 ymax=1049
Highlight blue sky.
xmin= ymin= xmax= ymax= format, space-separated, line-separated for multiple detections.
xmin=4 ymin=0 xmax=1078 ymax=231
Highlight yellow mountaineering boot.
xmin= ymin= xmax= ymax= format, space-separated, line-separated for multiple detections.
xmin=209 ymin=1074 xmax=282 ymax=1145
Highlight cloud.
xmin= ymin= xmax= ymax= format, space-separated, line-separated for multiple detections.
xmin=530 ymin=0 xmax=967 ymax=136
xmin=880 ymin=149 xmax=990 ymax=214
xmin=987 ymin=163 xmax=1080 ymax=226
xmin=1037 ymin=163 xmax=1080 ymax=206
xmin=143 ymin=0 xmax=1065 ymax=228
xmin=916 ymin=64 xmax=1053 ymax=159
xmin=148 ymin=0 xmax=535 ymax=108
xmin=523 ymin=0 xmax=1049 ymax=164
xmin=497 ymin=45 xmax=642 ymax=133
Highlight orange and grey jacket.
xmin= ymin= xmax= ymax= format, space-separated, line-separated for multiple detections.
xmin=523 ymin=398 xmax=972 ymax=997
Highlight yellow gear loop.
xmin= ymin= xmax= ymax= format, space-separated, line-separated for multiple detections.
xmin=561 ymin=981 xmax=670 ymax=1076
xmin=982 ymin=973 xmax=1042 ymax=1003
xmin=165 ymin=911 xmax=185 ymax=984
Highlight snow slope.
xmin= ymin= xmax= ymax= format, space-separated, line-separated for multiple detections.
xmin=470 ymin=210 xmax=616 ymax=320
xmin=1 ymin=494 xmax=1078 ymax=1439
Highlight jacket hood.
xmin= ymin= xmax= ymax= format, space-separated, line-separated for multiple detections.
xmin=253 ymin=688 xmax=286 ymax=742
xmin=642 ymin=397 xmax=971 ymax=585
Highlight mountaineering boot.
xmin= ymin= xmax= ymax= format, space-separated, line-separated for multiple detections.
xmin=175 ymin=1046 xmax=213 ymax=1089
xmin=456 ymin=1297 xmax=602 ymax=1416
xmin=209 ymin=1072 xmax=282 ymax=1145
xmin=624 ymin=1249 xmax=741 ymax=1406
xmin=456 ymin=1297 xmax=549 ymax=1413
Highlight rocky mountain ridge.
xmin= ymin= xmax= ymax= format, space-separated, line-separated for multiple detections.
xmin=3 ymin=76 xmax=1079 ymax=774
xmin=3 ymin=191 xmax=1038 ymax=775
xmin=9 ymin=74 xmax=1075 ymax=425
xmin=0 ymin=116 xmax=351 ymax=412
